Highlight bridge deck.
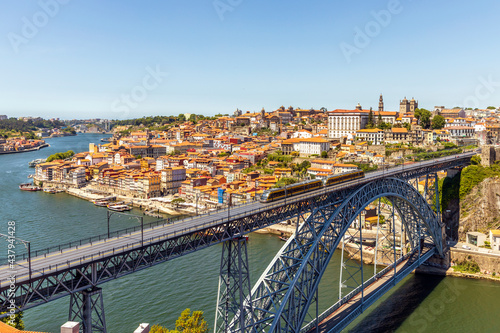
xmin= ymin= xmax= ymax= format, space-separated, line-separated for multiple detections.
xmin=0 ymin=153 xmax=473 ymax=291
xmin=306 ymin=246 xmax=434 ymax=333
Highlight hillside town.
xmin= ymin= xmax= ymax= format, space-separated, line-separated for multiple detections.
xmin=27 ymin=96 xmax=500 ymax=217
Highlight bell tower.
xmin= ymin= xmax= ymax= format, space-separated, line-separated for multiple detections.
xmin=378 ymin=94 xmax=384 ymax=112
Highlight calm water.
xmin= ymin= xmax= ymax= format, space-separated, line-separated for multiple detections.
xmin=1 ymin=134 xmax=498 ymax=332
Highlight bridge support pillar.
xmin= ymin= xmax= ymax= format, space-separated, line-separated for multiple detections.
xmin=215 ymin=236 xmax=252 ymax=333
xmin=69 ymin=287 xmax=107 ymax=333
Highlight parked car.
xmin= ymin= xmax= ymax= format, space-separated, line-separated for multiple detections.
xmin=462 ymin=245 xmax=472 ymax=250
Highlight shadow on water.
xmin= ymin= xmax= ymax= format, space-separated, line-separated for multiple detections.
xmin=347 ymin=273 xmax=444 ymax=333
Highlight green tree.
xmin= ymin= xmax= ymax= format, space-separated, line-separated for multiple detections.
xmin=274 ymin=177 xmax=298 ymax=188
xmin=321 ymin=151 xmax=328 ymax=158
xmin=0 ymin=311 xmax=24 ymax=330
xmin=175 ymin=308 xmax=209 ymax=333
xmin=487 ymin=106 xmax=496 ymax=110
xmin=470 ymin=155 xmax=481 ymax=165
xmin=403 ymin=122 xmax=411 ymax=131
xmin=377 ymin=111 xmax=382 ymax=126
xmin=46 ymin=150 xmax=75 ymax=162
xmin=431 ymin=115 xmax=446 ymax=129
xmin=367 ymin=109 xmax=375 ymax=129
xmin=414 ymin=108 xmax=432 ymax=129
xmin=378 ymin=122 xmax=392 ymax=130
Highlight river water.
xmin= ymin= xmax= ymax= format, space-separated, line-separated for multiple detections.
xmin=1 ymin=134 xmax=498 ymax=332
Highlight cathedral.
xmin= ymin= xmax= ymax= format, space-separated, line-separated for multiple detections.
xmin=399 ymin=97 xmax=418 ymax=114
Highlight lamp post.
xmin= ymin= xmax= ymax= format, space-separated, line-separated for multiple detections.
xmin=107 ymin=211 xmax=144 ymax=246
xmin=0 ymin=234 xmax=31 ymax=283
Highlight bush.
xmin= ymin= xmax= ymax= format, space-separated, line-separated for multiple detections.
xmin=453 ymin=259 xmax=480 ymax=274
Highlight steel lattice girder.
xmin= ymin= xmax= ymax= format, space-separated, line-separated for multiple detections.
xmin=237 ymin=177 xmax=443 ymax=333
xmin=0 ymin=158 xmax=465 ymax=315
xmin=215 ymin=237 xmax=253 ymax=333
xmin=69 ymin=287 xmax=107 ymax=333
xmin=0 ymin=184 xmax=358 ymax=314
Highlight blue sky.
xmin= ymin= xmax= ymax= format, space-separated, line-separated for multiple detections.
xmin=1 ymin=0 xmax=499 ymax=119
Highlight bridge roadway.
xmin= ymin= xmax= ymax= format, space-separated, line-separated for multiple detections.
xmin=305 ymin=246 xmax=436 ymax=333
xmin=0 ymin=152 xmax=474 ymax=299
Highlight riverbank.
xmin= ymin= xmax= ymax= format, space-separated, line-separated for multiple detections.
xmin=0 ymin=143 xmax=49 ymax=154
xmin=66 ymin=187 xmax=190 ymax=216
xmin=445 ymin=268 xmax=500 ymax=282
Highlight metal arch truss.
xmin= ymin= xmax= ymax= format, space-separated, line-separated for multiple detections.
xmin=215 ymin=237 xmax=253 ymax=332
xmin=69 ymin=287 xmax=107 ymax=333
xmin=0 ymin=183 xmax=373 ymax=314
xmin=0 ymin=158 xmax=466 ymax=315
xmin=231 ymin=177 xmax=443 ymax=333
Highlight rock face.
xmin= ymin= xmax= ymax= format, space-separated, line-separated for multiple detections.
xmin=459 ymin=178 xmax=500 ymax=239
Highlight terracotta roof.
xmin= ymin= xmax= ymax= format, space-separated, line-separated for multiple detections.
xmin=0 ymin=321 xmax=48 ymax=332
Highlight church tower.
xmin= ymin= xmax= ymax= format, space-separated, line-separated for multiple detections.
xmin=400 ymin=97 xmax=410 ymax=113
xmin=410 ymin=97 xmax=418 ymax=113
xmin=378 ymin=94 xmax=384 ymax=112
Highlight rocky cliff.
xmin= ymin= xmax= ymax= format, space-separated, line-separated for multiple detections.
xmin=458 ymin=177 xmax=500 ymax=239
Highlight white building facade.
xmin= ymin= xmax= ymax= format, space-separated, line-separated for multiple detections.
xmin=328 ymin=110 xmax=369 ymax=139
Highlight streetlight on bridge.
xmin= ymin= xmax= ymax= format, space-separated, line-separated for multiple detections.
xmin=0 ymin=234 xmax=31 ymax=284
xmin=106 ymin=210 xmax=144 ymax=246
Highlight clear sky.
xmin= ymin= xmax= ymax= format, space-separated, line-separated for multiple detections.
xmin=1 ymin=0 xmax=499 ymax=119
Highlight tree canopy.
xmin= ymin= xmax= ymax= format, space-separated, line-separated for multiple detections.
xmin=0 ymin=311 xmax=24 ymax=330
xmin=150 ymin=309 xmax=208 ymax=333
xmin=46 ymin=150 xmax=75 ymax=162
xmin=431 ymin=115 xmax=446 ymax=129
xmin=366 ymin=109 xmax=375 ymax=129
xmin=274 ymin=177 xmax=298 ymax=188
xmin=414 ymin=108 xmax=432 ymax=129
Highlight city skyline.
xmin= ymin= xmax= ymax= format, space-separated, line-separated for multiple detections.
xmin=1 ymin=0 xmax=500 ymax=119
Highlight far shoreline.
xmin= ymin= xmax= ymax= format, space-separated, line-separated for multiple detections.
xmin=0 ymin=143 xmax=49 ymax=155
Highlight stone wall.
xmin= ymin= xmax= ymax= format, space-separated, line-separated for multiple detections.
xmin=450 ymin=249 xmax=500 ymax=275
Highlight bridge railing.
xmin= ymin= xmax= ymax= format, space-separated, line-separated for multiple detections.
xmin=5 ymin=152 xmax=473 ymax=267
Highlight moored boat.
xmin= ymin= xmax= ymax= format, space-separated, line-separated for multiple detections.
xmin=107 ymin=204 xmax=132 ymax=212
xmin=19 ymin=183 xmax=41 ymax=191
xmin=28 ymin=158 xmax=46 ymax=167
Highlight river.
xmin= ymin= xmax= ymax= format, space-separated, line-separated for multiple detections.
xmin=1 ymin=134 xmax=498 ymax=332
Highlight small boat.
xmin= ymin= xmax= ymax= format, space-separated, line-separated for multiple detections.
xmin=19 ymin=183 xmax=41 ymax=191
xmin=108 ymin=204 xmax=132 ymax=212
xmin=279 ymin=236 xmax=289 ymax=241
xmin=93 ymin=200 xmax=110 ymax=207
xmin=27 ymin=174 xmax=33 ymax=178
xmin=43 ymin=188 xmax=57 ymax=194
xmin=107 ymin=201 xmax=125 ymax=207
xmin=28 ymin=158 xmax=46 ymax=167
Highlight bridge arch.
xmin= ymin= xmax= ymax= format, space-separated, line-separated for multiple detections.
xmin=238 ymin=177 xmax=443 ymax=332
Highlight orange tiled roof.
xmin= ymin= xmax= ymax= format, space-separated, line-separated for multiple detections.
xmin=0 ymin=321 xmax=49 ymax=332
